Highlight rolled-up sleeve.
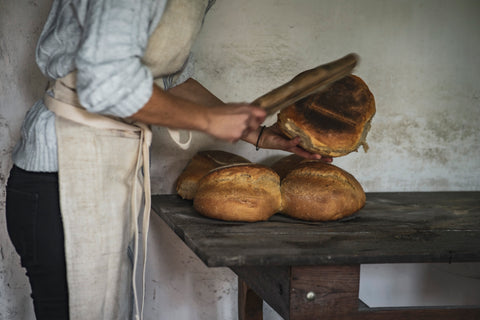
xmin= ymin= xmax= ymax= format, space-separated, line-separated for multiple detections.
xmin=75 ymin=0 xmax=155 ymax=117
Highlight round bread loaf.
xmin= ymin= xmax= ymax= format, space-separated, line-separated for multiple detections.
xmin=270 ymin=154 xmax=305 ymax=180
xmin=280 ymin=160 xmax=365 ymax=221
xmin=277 ymin=75 xmax=375 ymax=157
xmin=176 ymin=150 xmax=251 ymax=200
xmin=193 ymin=164 xmax=282 ymax=222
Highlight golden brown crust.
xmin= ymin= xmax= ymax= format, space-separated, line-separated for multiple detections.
xmin=280 ymin=160 xmax=365 ymax=221
xmin=277 ymin=75 xmax=375 ymax=157
xmin=270 ymin=154 xmax=306 ymax=180
xmin=193 ymin=164 xmax=282 ymax=222
xmin=176 ymin=150 xmax=251 ymax=200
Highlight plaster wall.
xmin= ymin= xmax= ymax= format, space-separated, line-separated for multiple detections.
xmin=1 ymin=0 xmax=53 ymax=318
xmin=1 ymin=0 xmax=479 ymax=319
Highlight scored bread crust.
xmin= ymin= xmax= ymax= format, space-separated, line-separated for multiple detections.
xmin=193 ymin=164 xmax=282 ymax=222
xmin=176 ymin=150 xmax=251 ymax=200
xmin=277 ymin=75 xmax=375 ymax=157
xmin=280 ymin=160 xmax=365 ymax=221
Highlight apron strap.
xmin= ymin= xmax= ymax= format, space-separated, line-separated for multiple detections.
xmin=44 ymin=94 xmax=142 ymax=132
xmin=167 ymin=128 xmax=192 ymax=150
xmin=45 ymin=72 xmax=152 ymax=320
xmin=131 ymin=122 xmax=152 ymax=320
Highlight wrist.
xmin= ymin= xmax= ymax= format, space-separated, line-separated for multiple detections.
xmin=201 ymin=106 xmax=215 ymax=135
xmin=255 ymin=125 xmax=266 ymax=150
xmin=241 ymin=126 xmax=261 ymax=145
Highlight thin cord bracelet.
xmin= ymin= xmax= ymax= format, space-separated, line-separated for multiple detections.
xmin=255 ymin=125 xmax=266 ymax=151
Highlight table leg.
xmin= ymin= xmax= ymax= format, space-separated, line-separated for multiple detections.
xmin=238 ymin=278 xmax=263 ymax=320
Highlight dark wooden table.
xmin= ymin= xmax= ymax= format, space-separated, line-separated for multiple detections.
xmin=152 ymin=192 xmax=480 ymax=320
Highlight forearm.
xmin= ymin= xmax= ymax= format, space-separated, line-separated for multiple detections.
xmin=129 ymin=82 xmax=210 ymax=131
xmin=167 ymin=78 xmax=224 ymax=107
xmin=168 ymin=78 xmax=261 ymax=144
xmin=129 ymin=78 xmax=266 ymax=142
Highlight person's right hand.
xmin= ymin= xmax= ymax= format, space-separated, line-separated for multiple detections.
xmin=204 ymin=103 xmax=267 ymax=143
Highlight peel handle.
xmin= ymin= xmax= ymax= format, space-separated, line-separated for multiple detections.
xmin=252 ymin=53 xmax=359 ymax=115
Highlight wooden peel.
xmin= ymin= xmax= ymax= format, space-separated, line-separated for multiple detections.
xmin=252 ymin=53 xmax=359 ymax=115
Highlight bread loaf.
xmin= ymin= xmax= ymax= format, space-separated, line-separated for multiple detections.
xmin=176 ymin=150 xmax=251 ymax=200
xmin=193 ymin=164 xmax=282 ymax=222
xmin=277 ymin=75 xmax=375 ymax=157
xmin=270 ymin=154 xmax=305 ymax=180
xmin=280 ymin=160 xmax=365 ymax=221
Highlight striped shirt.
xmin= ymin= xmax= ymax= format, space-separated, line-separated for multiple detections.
xmin=13 ymin=0 xmax=214 ymax=172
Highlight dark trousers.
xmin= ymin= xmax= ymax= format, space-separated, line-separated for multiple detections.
xmin=5 ymin=165 xmax=69 ymax=319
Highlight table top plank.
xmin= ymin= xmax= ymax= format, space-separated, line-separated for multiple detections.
xmin=151 ymin=192 xmax=480 ymax=267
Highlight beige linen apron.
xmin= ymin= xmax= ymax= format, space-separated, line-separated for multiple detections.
xmin=46 ymin=75 xmax=152 ymax=320
xmin=45 ymin=0 xmax=208 ymax=319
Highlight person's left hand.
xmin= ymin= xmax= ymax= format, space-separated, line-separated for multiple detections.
xmin=253 ymin=122 xmax=333 ymax=162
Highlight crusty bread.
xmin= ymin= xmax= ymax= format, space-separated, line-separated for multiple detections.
xmin=193 ymin=164 xmax=282 ymax=222
xmin=176 ymin=150 xmax=251 ymax=200
xmin=277 ymin=75 xmax=375 ymax=157
xmin=280 ymin=160 xmax=365 ymax=221
xmin=270 ymin=154 xmax=306 ymax=180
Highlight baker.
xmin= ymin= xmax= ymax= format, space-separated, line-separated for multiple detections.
xmin=5 ymin=1 xmax=329 ymax=319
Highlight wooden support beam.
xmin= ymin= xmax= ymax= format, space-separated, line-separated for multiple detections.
xmin=238 ymin=278 xmax=263 ymax=320
xmin=235 ymin=265 xmax=480 ymax=320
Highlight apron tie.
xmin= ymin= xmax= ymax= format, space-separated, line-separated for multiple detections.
xmin=131 ymin=122 xmax=152 ymax=320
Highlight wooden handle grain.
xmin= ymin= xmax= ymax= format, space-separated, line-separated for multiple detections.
xmin=252 ymin=53 xmax=359 ymax=115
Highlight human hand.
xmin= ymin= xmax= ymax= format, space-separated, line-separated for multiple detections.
xmin=254 ymin=122 xmax=333 ymax=162
xmin=205 ymin=103 xmax=267 ymax=143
